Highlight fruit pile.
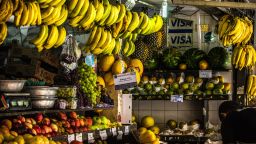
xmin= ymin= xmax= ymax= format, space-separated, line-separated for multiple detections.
xmin=217 ymin=15 xmax=253 ymax=47
xmin=0 ymin=111 xmax=117 ymax=139
xmin=98 ymin=56 xmax=144 ymax=87
xmin=232 ymin=44 xmax=256 ymax=70
xmin=78 ymin=63 xmax=100 ymax=105
xmin=137 ymin=116 xmax=160 ymax=144
xmin=124 ymin=74 xmax=231 ymax=99
xmin=31 ymin=25 xmax=67 ymax=52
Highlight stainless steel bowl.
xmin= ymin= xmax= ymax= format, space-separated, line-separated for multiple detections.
xmin=31 ymin=98 xmax=57 ymax=109
xmin=25 ymin=86 xmax=59 ymax=96
xmin=0 ymin=80 xmax=26 ymax=92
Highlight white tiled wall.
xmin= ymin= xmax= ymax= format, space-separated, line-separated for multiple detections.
xmin=133 ymin=100 xmax=226 ymax=130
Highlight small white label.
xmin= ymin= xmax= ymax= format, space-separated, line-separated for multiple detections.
xmin=117 ymin=130 xmax=123 ymax=140
xmin=170 ymin=95 xmax=183 ymax=102
xmin=68 ymin=134 xmax=75 ymax=143
xmin=124 ymin=126 xmax=129 ymax=135
xmin=199 ymin=70 xmax=212 ymax=78
xmin=76 ymin=133 xmax=83 ymax=142
xmin=88 ymin=133 xmax=94 ymax=141
xmin=99 ymin=130 xmax=108 ymax=140
xmin=114 ymin=72 xmax=137 ymax=90
xmin=112 ymin=127 xmax=117 ymax=136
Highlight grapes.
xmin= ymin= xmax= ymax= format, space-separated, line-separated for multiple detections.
xmin=78 ymin=63 xmax=101 ymax=106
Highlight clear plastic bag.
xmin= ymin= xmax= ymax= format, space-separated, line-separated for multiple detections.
xmin=60 ymin=34 xmax=78 ymax=74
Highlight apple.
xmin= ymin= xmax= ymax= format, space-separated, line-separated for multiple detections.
xmin=70 ymin=120 xmax=76 ymax=127
xmin=85 ymin=118 xmax=93 ymax=127
xmin=33 ymin=125 xmax=41 ymax=134
xmin=75 ymin=119 xmax=80 ymax=128
xmin=62 ymin=121 xmax=70 ymax=128
xmin=74 ymin=127 xmax=79 ymax=133
xmin=93 ymin=116 xmax=101 ymax=125
xmin=1 ymin=119 xmax=12 ymax=130
xmin=41 ymin=128 xmax=46 ymax=134
xmin=80 ymin=119 xmax=85 ymax=127
xmin=69 ymin=111 xmax=77 ymax=119
xmin=81 ymin=127 xmax=88 ymax=132
xmin=42 ymin=118 xmax=51 ymax=126
xmin=50 ymin=123 xmax=58 ymax=132
xmin=24 ymin=122 xmax=33 ymax=129
xmin=17 ymin=116 xmax=26 ymax=123
xmin=12 ymin=119 xmax=22 ymax=124
xmin=36 ymin=113 xmax=43 ymax=122
xmin=58 ymin=112 xmax=67 ymax=120
xmin=66 ymin=128 xmax=74 ymax=134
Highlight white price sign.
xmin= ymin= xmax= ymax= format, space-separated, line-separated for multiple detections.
xmin=99 ymin=130 xmax=108 ymax=140
xmin=114 ymin=72 xmax=137 ymax=90
xmin=87 ymin=133 xmax=94 ymax=143
xmin=124 ymin=126 xmax=129 ymax=135
xmin=76 ymin=133 xmax=83 ymax=142
xmin=68 ymin=134 xmax=75 ymax=143
xmin=112 ymin=127 xmax=117 ymax=136
xmin=117 ymin=130 xmax=123 ymax=140
xmin=199 ymin=70 xmax=212 ymax=78
xmin=170 ymin=95 xmax=183 ymax=102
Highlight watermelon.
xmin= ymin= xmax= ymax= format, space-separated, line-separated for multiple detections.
xmin=162 ymin=48 xmax=182 ymax=69
xmin=208 ymin=47 xmax=229 ymax=69
xmin=182 ymin=48 xmax=207 ymax=69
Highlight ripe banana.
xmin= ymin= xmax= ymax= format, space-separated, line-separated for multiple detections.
xmin=99 ymin=3 xmax=111 ymax=26
xmin=80 ymin=3 xmax=96 ymax=28
xmin=87 ymin=26 xmax=98 ymax=45
xmin=14 ymin=0 xmax=25 ymax=26
xmin=54 ymin=26 xmax=67 ymax=48
xmin=0 ymin=23 xmax=8 ymax=45
xmin=127 ymin=12 xmax=140 ymax=32
xmin=44 ymin=25 xmax=59 ymax=49
xmin=26 ymin=2 xmax=35 ymax=26
xmin=112 ymin=19 xmax=123 ymax=38
xmin=116 ymin=4 xmax=126 ymax=23
xmin=112 ymin=38 xmax=121 ymax=55
xmin=153 ymin=15 xmax=163 ymax=33
xmin=55 ymin=6 xmax=68 ymax=26
xmin=31 ymin=25 xmax=49 ymax=46
xmin=90 ymin=27 xmax=103 ymax=50
xmin=94 ymin=2 xmax=104 ymax=22
xmin=70 ymin=0 xmax=85 ymax=18
xmin=20 ymin=4 xmax=29 ymax=26
xmin=97 ymin=28 xmax=108 ymax=48
xmin=68 ymin=0 xmax=79 ymax=13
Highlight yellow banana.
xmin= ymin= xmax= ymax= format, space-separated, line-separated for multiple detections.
xmin=228 ymin=17 xmax=242 ymax=36
xmin=31 ymin=25 xmax=48 ymax=46
xmin=14 ymin=0 xmax=25 ymax=26
xmin=93 ymin=0 xmax=99 ymax=9
xmin=105 ymin=5 xmax=117 ymax=26
xmin=141 ymin=18 xmax=153 ymax=35
xmin=78 ymin=0 xmax=89 ymax=16
xmin=122 ymin=11 xmax=132 ymax=32
xmin=98 ymin=2 xmax=111 ymax=25
xmin=218 ymin=15 xmax=230 ymax=35
xmin=121 ymin=31 xmax=131 ymax=39
xmin=55 ymin=6 xmax=68 ymax=26
xmin=80 ymin=3 xmax=96 ymax=28
xmin=70 ymin=0 xmax=85 ymax=18
xmin=0 ymin=23 xmax=7 ymax=45
xmin=41 ymin=6 xmax=55 ymax=19
xmin=97 ymin=28 xmax=108 ymax=48
xmin=87 ymin=26 xmax=98 ymax=45
xmin=116 ymin=4 xmax=126 ymax=23
xmin=238 ymin=48 xmax=246 ymax=70
xmin=20 ymin=4 xmax=29 ymax=26
xmin=139 ymin=13 xmax=149 ymax=30
xmin=109 ymin=5 xmax=120 ymax=26
xmin=35 ymin=2 xmax=42 ymax=25
xmin=54 ymin=26 xmax=67 ymax=48
xmin=44 ymin=6 xmax=62 ymax=25
xmin=90 ymin=27 xmax=103 ymax=50
xmin=234 ymin=46 xmax=243 ymax=67
xmin=36 ymin=26 xmax=50 ymax=49
xmin=44 ymin=25 xmax=59 ymax=49
xmin=95 ymin=2 xmax=104 ymax=22
xmin=102 ymin=38 xmax=115 ymax=55
xmin=68 ymin=0 xmax=79 ymax=13
xmin=122 ymin=40 xmax=130 ymax=56
xmin=92 ymin=48 xmax=104 ymax=55
xmin=247 ymin=75 xmax=254 ymax=94
xmin=31 ymin=2 xmax=39 ymax=26
xmin=102 ymin=31 xmax=112 ymax=50
xmin=153 ymin=15 xmax=163 ymax=33
xmin=26 ymin=2 xmax=35 ymax=26
xmin=127 ymin=12 xmax=140 ymax=32
xmin=112 ymin=19 xmax=123 ymax=38
xmin=112 ymin=38 xmax=121 ymax=55
xmin=48 ymin=0 xmax=62 ymax=7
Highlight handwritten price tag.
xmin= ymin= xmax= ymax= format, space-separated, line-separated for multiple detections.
xmin=170 ymin=95 xmax=183 ymax=102
xmin=87 ymin=133 xmax=94 ymax=143
xmin=99 ymin=130 xmax=108 ymax=140
xmin=68 ymin=134 xmax=75 ymax=143
xmin=124 ymin=126 xmax=129 ymax=135
xmin=76 ymin=133 xmax=83 ymax=142
xmin=112 ymin=127 xmax=117 ymax=136
xmin=199 ymin=70 xmax=212 ymax=78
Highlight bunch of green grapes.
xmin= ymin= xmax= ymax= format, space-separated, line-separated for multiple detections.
xmin=78 ymin=63 xmax=101 ymax=105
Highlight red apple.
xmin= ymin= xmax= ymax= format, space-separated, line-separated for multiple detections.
xmin=17 ymin=116 xmax=25 ymax=123
xmin=41 ymin=128 xmax=46 ymax=134
xmin=70 ymin=120 xmax=76 ymax=128
xmin=33 ymin=125 xmax=41 ymax=134
xmin=82 ymin=127 xmax=88 ymax=132
xmin=62 ymin=120 xmax=70 ymax=128
xmin=12 ymin=119 xmax=22 ymax=124
xmin=75 ymin=119 xmax=80 ymax=128
xmin=36 ymin=113 xmax=43 ymax=122
xmin=50 ymin=123 xmax=58 ymax=132
xmin=58 ymin=112 xmax=67 ymax=120
xmin=66 ymin=128 xmax=74 ymax=134
xmin=86 ymin=118 xmax=93 ymax=127
xmin=69 ymin=111 xmax=77 ymax=119
xmin=42 ymin=118 xmax=51 ymax=126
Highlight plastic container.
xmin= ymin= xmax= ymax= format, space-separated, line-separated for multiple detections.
xmin=66 ymin=98 xmax=78 ymax=109
xmin=56 ymin=86 xmax=77 ymax=98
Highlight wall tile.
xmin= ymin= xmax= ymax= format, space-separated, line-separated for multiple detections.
xmin=152 ymin=100 xmax=165 ymax=110
xmin=156 ymin=123 xmax=166 ymax=131
xmin=178 ymin=101 xmax=203 ymax=110
xmin=138 ymin=100 xmax=151 ymax=110
xmin=152 ymin=111 xmax=165 ymax=123
xmin=138 ymin=110 xmax=152 ymax=122
xmin=177 ymin=110 xmax=202 ymax=122
xmin=164 ymin=111 xmax=178 ymax=122
xmin=209 ymin=110 xmax=221 ymax=125
xmin=165 ymin=101 xmax=177 ymax=110
xmin=209 ymin=101 xmax=218 ymax=111
xmin=132 ymin=100 xmax=139 ymax=110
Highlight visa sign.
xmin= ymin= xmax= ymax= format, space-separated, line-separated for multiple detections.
xmin=169 ymin=18 xmax=193 ymax=47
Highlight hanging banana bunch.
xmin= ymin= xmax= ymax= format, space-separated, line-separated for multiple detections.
xmin=232 ymin=45 xmax=256 ymax=70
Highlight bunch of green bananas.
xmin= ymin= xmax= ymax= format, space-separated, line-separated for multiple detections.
xmin=232 ymin=45 xmax=256 ymax=70
xmin=246 ymin=75 xmax=256 ymax=104
xmin=0 ymin=23 xmax=8 ymax=45
xmin=218 ymin=15 xmax=253 ymax=47
xmin=41 ymin=5 xmax=68 ymax=26
xmin=37 ymin=0 xmax=66 ymax=8
xmin=30 ymin=25 xmax=67 ymax=52
xmin=14 ymin=1 xmax=42 ymax=26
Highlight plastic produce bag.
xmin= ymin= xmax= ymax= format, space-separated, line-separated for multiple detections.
xmin=60 ymin=35 xmax=78 ymax=74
